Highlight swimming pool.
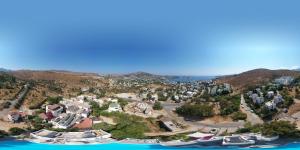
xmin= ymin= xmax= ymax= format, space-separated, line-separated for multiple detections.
xmin=1 ymin=140 xmax=300 ymax=150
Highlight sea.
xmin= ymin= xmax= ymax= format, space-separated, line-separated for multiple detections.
xmin=1 ymin=140 xmax=300 ymax=150
xmin=166 ymin=76 xmax=216 ymax=83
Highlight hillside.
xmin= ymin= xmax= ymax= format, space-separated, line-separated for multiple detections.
xmin=216 ymin=69 xmax=300 ymax=90
xmin=5 ymin=70 xmax=108 ymax=109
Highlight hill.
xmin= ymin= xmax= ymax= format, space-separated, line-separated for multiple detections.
xmin=4 ymin=70 xmax=108 ymax=108
xmin=216 ymin=69 xmax=300 ymax=90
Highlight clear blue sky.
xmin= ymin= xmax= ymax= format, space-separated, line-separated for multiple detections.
xmin=0 ymin=0 xmax=299 ymax=75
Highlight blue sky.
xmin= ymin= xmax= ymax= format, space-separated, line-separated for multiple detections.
xmin=0 ymin=0 xmax=299 ymax=75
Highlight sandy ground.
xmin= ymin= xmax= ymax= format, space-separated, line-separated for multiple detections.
xmin=99 ymin=116 xmax=116 ymax=125
xmin=0 ymin=121 xmax=28 ymax=131
xmin=115 ymin=93 xmax=141 ymax=101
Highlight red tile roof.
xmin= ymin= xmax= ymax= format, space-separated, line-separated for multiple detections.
xmin=73 ymin=118 xmax=93 ymax=129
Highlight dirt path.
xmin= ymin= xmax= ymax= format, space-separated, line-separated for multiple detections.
xmin=240 ymin=94 xmax=263 ymax=125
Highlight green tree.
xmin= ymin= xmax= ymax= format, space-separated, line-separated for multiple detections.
xmin=153 ymin=101 xmax=163 ymax=110
xmin=9 ymin=127 xmax=25 ymax=135
xmin=157 ymin=92 xmax=167 ymax=101
xmin=231 ymin=111 xmax=247 ymax=121
xmin=46 ymin=96 xmax=63 ymax=105
xmin=176 ymin=103 xmax=214 ymax=118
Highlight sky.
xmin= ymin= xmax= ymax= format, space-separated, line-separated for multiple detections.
xmin=0 ymin=0 xmax=299 ymax=75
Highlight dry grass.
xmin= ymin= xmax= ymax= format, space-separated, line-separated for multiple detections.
xmin=217 ymin=69 xmax=300 ymax=90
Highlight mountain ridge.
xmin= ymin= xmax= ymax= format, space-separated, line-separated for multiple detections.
xmin=216 ymin=68 xmax=300 ymax=90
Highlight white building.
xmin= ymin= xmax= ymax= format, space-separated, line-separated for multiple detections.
xmin=107 ymin=102 xmax=122 ymax=112
xmin=46 ymin=104 xmax=64 ymax=117
xmin=251 ymin=94 xmax=264 ymax=104
xmin=265 ymin=101 xmax=276 ymax=110
xmin=7 ymin=112 xmax=20 ymax=123
xmin=267 ymin=91 xmax=275 ymax=99
xmin=273 ymin=95 xmax=284 ymax=104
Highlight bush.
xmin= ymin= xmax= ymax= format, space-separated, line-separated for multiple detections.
xmin=153 ymin=101 xmax=163 ymax=110
xmin=46 ymin=96 xmax=63 ymax=105
xmin=3 ymin=101 xmax=11 ymax=108
xmin=0 ymin=130 xmax=8 ymax=138
xmin=100 ymin=112 xmax=149 ymax=140
xmin=118 ymin=98 xmax=128 ymax=108
xmin=93 ymin=122 xmax=115 ymax=131
xmin=261 ymin=121 xmax=300 ymax=137
xmin=236 ymin=121 xmax=300 ymax=138
xmin=90 ymin=101 xmax=110 ymax=117
xmin=9 ymin=127 xmax=25 ymax=135
xmin=218 ymin=95 xmax=240 ymax=115
xmin=29 ymin=98 xmax=47 ymax=109
xmin=231 ymin=111 xmax=247 ymax=121
xmin=157 ymin=92 xmax=167 ymax=101
xmin=176 ymin=103 xmax=214 ymax=118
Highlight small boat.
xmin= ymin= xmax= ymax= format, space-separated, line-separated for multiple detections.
xmin=222 ymin=136 xmax=255 ymax=146
xmin=196 ymin=136 xmax=223 ymax=146
xmin=160 ymin=140 xmax=198 ymax=147
xmin=187 ymin=132 xmax=223 ymax=146
xmin=160 ymin=132 xmax=224 ymax=147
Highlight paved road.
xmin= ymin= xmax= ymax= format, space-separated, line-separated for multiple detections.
xmin=240 ymin=94 xmax=264 ymax=125
xmin=160 ymin=101 xmax=245 ymax=134
xmin=121 ymin=95 xmax=247 ymax=133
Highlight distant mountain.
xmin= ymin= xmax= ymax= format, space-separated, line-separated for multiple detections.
xmin=0 ymin=68 xmax=11 ymax=72
xmin=216 ymin=69 xmax=300 ymax=90
xmin=294 ymin=68 xmax=300 ymax=72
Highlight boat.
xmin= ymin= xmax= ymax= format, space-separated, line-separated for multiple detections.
xmin=196 ymin=136 xmax=223 ymax=146
xmin=160 ymin=140 xmax=198 ymax=147
xmin=188 ymin=132 xmax=223 ymax=146
xmin=160 ymin=132 xmax=223 ymax=147
xmin=222 ymin=135 xmax=255 ymax=146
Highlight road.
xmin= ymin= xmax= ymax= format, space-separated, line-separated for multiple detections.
xmin=240 ymin=94 xmax=264 ymax=125
xmin=120 ymin=94 xmax=248 ymax=134
xmin=160 ymin=101 xmax=245 ymax=134
xmin=0 ymin=84 xmax=29 ymax=121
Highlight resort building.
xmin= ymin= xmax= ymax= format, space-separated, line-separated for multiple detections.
xmin=46 ymin=104 xmax=64 ymax=117
xmin=51 ymin=113 xmax=80 ymax=129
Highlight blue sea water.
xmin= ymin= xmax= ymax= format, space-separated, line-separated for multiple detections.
xmin=1 ymin=140 xmax=300 ymax=150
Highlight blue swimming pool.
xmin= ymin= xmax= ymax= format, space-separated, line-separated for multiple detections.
xmin=1 ymin=140 xmax=300 ymax=150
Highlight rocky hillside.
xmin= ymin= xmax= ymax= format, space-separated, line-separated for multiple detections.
xmin=216 ymin=69 xmax=300 ymax=90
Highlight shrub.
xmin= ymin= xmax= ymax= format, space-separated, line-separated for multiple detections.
xmin=100 ymin=112 xmax=149 ymax=140
xmin=93 ymin=122 xmax=115 ymax=131
xmin=218 ymin=95 xmax=240 ymax=115
xmin=153 ymin=101 xmax=163 ymax=110
xmin=231 ymin=111 xmax=247 ymax=121
xmin=46 ymin=96 xmax=63 ymax=105
xmin=157 ymin=92 xmax=167 ymax=101
xmin=176 ymin=103 xmax=214 ymax=118
xmin=9 ymin=127 xmax=25 ymax=135
xmin=0 ymin=130 xmax=8 ymax=138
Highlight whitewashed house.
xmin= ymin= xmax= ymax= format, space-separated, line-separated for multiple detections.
xmin=273 ymin=95 xmax=284 ymax=104
xmin=265 ymin=101 xmax=276 ymax=110
xmin=107 ymin=102 xmax=122 ymax=112
xmin=267 ymin=91 xmax=275 ymax=99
